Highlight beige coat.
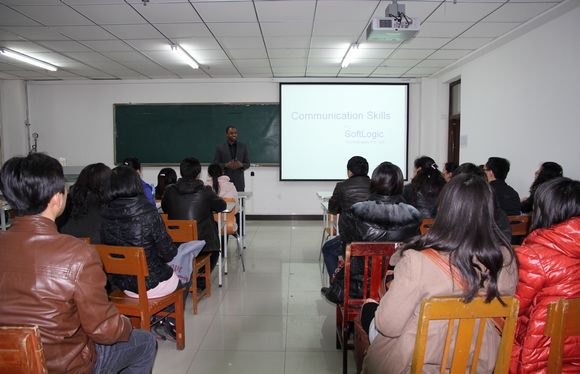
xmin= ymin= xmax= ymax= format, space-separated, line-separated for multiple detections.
xmin=362 ymin=248 xmax=518 ymax=374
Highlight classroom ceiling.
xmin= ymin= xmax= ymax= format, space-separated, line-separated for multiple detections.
xmin=0 ymin=0 xmax=566 ymax=81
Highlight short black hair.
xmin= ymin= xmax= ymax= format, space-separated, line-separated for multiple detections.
xmin=370 ymin=162 xmax=403 ymax=196
xmin=108 ymin=166 xmax=144 ymax=200
xmin=122 ymin=157 xmax=141 ymax=171
xmin=180 ymin=157 xmax=201 ymax=178
xmin=486 ymin=157 xmax=510 ymax=180
xmin=225 ymin=126 xmax=236 ymax=134
xmin=0 ymin=153 xmax=65 ymax=216
xmin=531 ymin=177 xmax=580 ymax=231
xmin=347 ymin=156 xmax=368 ymax=177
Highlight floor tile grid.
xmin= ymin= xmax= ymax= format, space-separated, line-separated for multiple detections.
xmin=152 ymin=221 xmax=357 ymax=374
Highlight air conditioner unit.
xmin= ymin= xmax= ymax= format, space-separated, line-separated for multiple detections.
xmin=366 ymin=17 xmax=420 ymax=42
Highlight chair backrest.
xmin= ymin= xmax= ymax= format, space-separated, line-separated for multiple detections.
xmin=411 ymin=296 xmax=519 ymax=374
xmin=222 ymin=198 xmax=239 ymax=234
xmin=164 ymin=219 xmax=198 ymax=242
xmin=507 ymin=215 xmax=530 ymax=236
xmin=344 ymin=242 xmax=398 ymax=304
xmin=0 ymin=325 xmax=47 ymax=374
xmin=419 ymin=218 xmax=434 ymax=235
xmin=544 ymin=297 xmax=580 ymax=373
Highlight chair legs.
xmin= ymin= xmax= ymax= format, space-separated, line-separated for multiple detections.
xmin=234 ymin=234 xmax=246 ymax=272
xmin=190 ymin=254 xmax=211 ymax=315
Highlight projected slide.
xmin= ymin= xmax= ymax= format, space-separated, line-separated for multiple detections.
xmin=280 ymin=83 xmax=408 ymax=180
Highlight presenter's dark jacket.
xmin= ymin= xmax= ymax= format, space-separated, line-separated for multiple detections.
xmin=101 ymin=195 xmax=177 ymax=293
xmin=328 ymin=175 xmax=371 ymax=234
xmin=214 ymin=141 xmax=250 ymax=191
xmin=490 ymin=179 xmax=521 ymax=216
xmin=0 ymin=215 xmax=132 ymax=373
xmin=161 ymin=177 xmax=226 ymax=253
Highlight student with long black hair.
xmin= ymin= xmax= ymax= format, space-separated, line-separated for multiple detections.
xmin=403 ymin=156 xmax=446 ymax=218
xmin=520 ymin=161 xmax=563 ymax=213
xmin=57 ymin=162 xmax=111 ymax=243
xmin=362 ymin=174 xmax=518 ymax=374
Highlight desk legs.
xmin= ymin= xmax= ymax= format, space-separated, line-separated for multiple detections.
xmin=223 ymin=218 xmax=228 ymax=275
xmin=218 ymin=213 xmax=223 ymax=287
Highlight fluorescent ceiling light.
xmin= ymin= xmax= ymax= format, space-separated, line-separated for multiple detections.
xmin=341 ymin=44 xmax=360 ymax=68
xmin=0 ymin=47 xmax=57 ymax=71
xmin=171 ymin=44 xmax=199 ymax=70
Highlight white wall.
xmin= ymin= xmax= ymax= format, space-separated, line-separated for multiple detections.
xmin=4 ymin=4 xmax=578 ymax=213
xmin=5 ymin=78 xmax=421 ymax=215
xmin=431 ymin=4 xmax=580 ymax=197
xmin=0 ymin=80 xmax=28 ymax=162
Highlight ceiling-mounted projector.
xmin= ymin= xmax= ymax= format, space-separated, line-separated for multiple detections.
xmin=366 ymin=0 xmax=420 ymax=42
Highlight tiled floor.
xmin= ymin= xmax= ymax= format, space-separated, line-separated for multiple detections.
xmin=152 ymin=220 xmax=356 ymax=374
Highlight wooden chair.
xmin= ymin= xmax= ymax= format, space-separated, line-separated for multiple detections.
xmin=419 ymin=218 xmax=434 ymax=235
xmin=544 ymin=297 xmax=580 ymax=373
xmin=411 ymin=296 xmax=520 ymax=374
xmin=95 ymin=245 xmax=185 ymax=350
xmin=163 ymin=219 xmax=211 ymax=315
xmin=0 ymin=325 xmax=47 ymax=374
xmin=507 ymin=215 xmax=530 ymax=237
xmin=337 ymin=242 xmax=398 ymax=374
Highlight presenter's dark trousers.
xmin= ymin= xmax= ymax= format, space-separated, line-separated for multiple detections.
xmin=322 ymin=236 xmax=343 ymax=276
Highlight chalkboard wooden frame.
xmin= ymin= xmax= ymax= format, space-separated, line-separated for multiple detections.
xmin=114 ymin=102 xmax=280 ymax=165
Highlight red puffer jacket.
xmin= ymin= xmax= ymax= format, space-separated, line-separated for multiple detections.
xmin=510 ymin=216 xmax=580 ymax=373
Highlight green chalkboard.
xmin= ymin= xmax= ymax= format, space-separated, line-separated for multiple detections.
xmin=114 ymin=103 xmax=280 ymax=164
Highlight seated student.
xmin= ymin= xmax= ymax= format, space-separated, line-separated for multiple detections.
xmin=361 ymin=174 xmax=518 ymax=374
xmin=123 ymin=156 xmax=155 ymax=206
xmin=443 ymin=161 xmax=458 ymax=182
xmin=322 ymin=162 xmax=421 ymax=304
xmin=402 ymin=156 xmax=446 ymax=218
xmin=484 ymin=157 xmax=521 ymax=216
xmin=101 ymin=166 xmax=180 ymax=339
xmin=0 ymin=153 xmax=156 ymax=373
xmin=322 ymin=156 xmax=371 ymax=276
xmin=520 ymin=161 xmax=563 ymax=213
xmin=206 ymin=163 xmax=238 ymax=199
xmin=162 ymin=157 xmax=226 ymax=270
xmin=56 ymin=162 xmax=110 ymax=243
xmin=510 ymin=177 xmax=580 ymax=373
xmin=453 ymin=163 xmax=512 ymax=242
xmin=155 ymin=167 xmax=178 ymax=200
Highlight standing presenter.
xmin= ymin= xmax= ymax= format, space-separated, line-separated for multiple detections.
xmin=214 ymin=126 xmax=250 ymax=191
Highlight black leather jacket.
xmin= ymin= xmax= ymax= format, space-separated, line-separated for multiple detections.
xmin=341 ymin=194 xmax=422 ymax=245
xmin=161 ymin=177 xmax=226 ymax=252
xmin=328 ymin=175 xmax=371 ymax=234
xmin=101 ymin=195 xmax=177 ymax=292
